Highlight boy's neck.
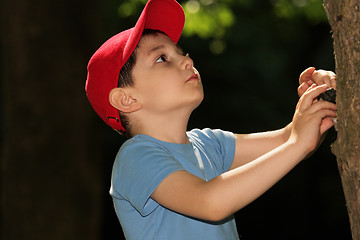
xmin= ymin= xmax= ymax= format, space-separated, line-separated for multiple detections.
xmin=131 ymin=110 xmax=192 ymax=144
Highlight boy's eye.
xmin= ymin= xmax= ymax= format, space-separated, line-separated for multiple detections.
xmin=156 ymin=55 xmax=167 ymax=63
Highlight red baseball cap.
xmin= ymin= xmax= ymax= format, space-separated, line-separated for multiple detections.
xmin=86 ymin=0 xmax=185 ymax=132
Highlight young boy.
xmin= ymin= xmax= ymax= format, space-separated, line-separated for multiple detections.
xmin=85 ymin=0 xmax=337 ymax=239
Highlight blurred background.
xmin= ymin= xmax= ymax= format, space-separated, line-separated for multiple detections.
xmin=0 ymin=0 xmax=352 ymax=239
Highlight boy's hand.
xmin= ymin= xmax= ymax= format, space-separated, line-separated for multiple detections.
xmin=298 ymin=67 xmax=336 ymax=97
xmin=291 ymin=84 xmax=337 ymax=152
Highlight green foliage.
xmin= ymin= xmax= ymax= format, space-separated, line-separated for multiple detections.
xmin=117 ymin=0 xmax=147 ymax=18
xmin=182 ymin=1 xmax=235 ymax=39
xmin=182 ymin=1 xmax=235 ymax=54
xmin=272 ymin=0 xmax=328 ymax=23
xmin=116 ymin=0 xmax=327 ymax=54
xmin=180 ymin=0 xmax=327 ymax=53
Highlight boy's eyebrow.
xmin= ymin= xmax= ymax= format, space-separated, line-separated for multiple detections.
xmin=146 ymin=44 xmax=184 ymax=56
xmin=147 ymin=45 xmax=165 ymax=56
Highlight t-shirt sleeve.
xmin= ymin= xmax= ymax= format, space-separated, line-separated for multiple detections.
xmin=190 ymin=128 xmax=235 ymax=173
xmin=111 ymin=139 xmax=185 ymax=216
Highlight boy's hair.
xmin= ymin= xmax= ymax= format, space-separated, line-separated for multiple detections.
xmin=118 ymin=30 xmax=163 ymax=136
xmin=85 ymin=0 xmax=185 ymax=133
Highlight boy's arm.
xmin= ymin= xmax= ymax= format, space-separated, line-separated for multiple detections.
xmin=152 ymin=139 xmax=304 ymax=221
xmin=151 ymin=84 xmax=336 ymax=222
xmin=230 ymin=124 xmax=291 ymax=169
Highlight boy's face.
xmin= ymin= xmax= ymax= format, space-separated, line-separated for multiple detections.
xmin=131 ymin=33 xmax=204 ymax=116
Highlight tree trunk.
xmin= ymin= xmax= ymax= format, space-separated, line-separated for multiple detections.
xmin=0 ymin=0 xmax=104 ymax=239
xmin=323 ymin=1 xmax=360 ymax=239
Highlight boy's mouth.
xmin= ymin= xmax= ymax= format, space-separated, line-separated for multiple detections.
xmin=186 ymin=73 xmax=199 ymax=82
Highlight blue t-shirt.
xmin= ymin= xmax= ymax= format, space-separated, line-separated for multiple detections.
xmin=110 ymin=128 xmax=239 ymax=240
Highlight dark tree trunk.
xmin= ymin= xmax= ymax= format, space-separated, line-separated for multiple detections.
xmin=323 ymin=0 xmax=360 ymax=239
xmin=1 ymin=0 xmax=105 ymax=239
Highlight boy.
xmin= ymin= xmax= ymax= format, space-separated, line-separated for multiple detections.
xmin=85 ymin=0 xmax=337 ymax=239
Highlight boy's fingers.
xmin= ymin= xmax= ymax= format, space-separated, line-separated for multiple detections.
xmin=297 ymin=82 xmax=307 ymax=97
xmin=311 ymin=71 xmax=325 ymax=85
xmin=299 ymin=84 xmax=328 ymax=110
xmin=320 ymin=117 xmax=335 ymax=134
xmin=330 ymin=75 xmax=337 ymax=90
xmin=307 ymin=100 xmax=336 ymax=114
xmin=312 ymin=70 xmax=336 ymax=89
xmin=306 ymin=83 xmax=318 ymax=91
xmin=299 ymin=67 xmax=315 ymax=84
xmin=298 ymin=80 xmax=316 ymax=97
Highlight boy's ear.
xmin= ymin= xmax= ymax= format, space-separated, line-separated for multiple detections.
xmin=109 ymin=88 xmax=142 ymax=113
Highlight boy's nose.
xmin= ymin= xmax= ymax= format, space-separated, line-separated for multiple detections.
xmin=181 ymin=54 xmax=194 ymax=70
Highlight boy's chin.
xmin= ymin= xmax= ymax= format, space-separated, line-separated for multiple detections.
xmin=191 ymin=96 xmax=204 ymax=110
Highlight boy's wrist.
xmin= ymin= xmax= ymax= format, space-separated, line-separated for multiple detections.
xmin=282 ymin=122 xmax=293 ymax=142
xmin=284 ymin=137 xmax=311 ymax=162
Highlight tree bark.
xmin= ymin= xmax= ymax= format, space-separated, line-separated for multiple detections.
xmin=323 ymin=0 xmax=360 ymax=239
xmin=0 ymin=0 xmax=105 ymax=239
